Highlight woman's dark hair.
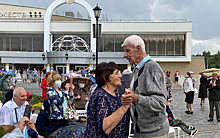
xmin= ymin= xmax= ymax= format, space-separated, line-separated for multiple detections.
xmin=95 ymin=62 xmax=119 ymax=87
xmin=5 ymin=74 xmax=11 ymax=78
xmin=186 ymin=72 xmax=191 ymax=78
xmin=27 ymin=95 xmax=33 ymax=100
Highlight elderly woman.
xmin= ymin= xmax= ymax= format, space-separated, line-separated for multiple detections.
xmin=47 ymin=73 xmax=74 ymax=132
xmin=85 ymin=62 xmax=131 ymax=138
xmin=184 ymin=72 xmax=194 ymax=114
xmin=74 ymin=79 xmax=89 ymax=110
xmin=2 ymin=74 xmax=16 ymax=102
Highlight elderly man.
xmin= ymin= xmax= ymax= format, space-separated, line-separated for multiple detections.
xmin=0 ymin=87 xmax=42 ymax=138
xmin=122 ymin=35 xmax=169 ymax=138
xmin=206 ymin=72 xmax=220 ymax=122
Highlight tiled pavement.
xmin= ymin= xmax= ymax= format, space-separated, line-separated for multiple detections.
xmin=169 ymin=87 xmax=220 ymax=138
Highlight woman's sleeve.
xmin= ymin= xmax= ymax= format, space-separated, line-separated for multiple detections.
xmin=47 ymin=89 xmax=64 ymax=105
xmin=95 ymin=96 xmax=110 ymax=135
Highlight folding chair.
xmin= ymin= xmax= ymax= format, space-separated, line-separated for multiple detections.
xmin=169 ymin=127 xmax=176 ymax=138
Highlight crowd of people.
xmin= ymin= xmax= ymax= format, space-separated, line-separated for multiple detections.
xmin=0 ymin=35 xmax=202 ymax=138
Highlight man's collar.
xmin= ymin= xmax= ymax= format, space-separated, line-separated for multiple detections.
xmin=135 ymin=55 xmax=151 ymax=70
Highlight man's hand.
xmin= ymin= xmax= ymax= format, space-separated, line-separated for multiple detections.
xmin=210 ymin=80 xmax=213 ymax=85
xmin=17 ymin=117 xmax=31 ymax=132
xmin=65 ymin=83 xmax=70 ymax=91
xmin=125 ymin=88 xmax=139 ymax=103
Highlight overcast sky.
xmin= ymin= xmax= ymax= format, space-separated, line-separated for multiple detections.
xmin=1 ymin=0 xmax=220 ymax=55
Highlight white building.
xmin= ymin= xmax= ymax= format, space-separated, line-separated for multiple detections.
xmin=0 ymin=0 xmax=198 ymax=80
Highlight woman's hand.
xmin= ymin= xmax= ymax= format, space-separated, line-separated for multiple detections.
xmin=70 ymin=84 xmax=75 ymax=92
xmin=85 ymin=97 xmax=88 ymax=101
xmin=46 ymin=87 xmax=50 ymax=89
xmin=65 ymin=83 xmax=70 ymax=91
xmin=75 ymin=95 xmax=81 ymax=99
xmin=13 ymin=83 xmax=16 ymax=87
xmin=121 ymin=93 xmax=132 ymax=111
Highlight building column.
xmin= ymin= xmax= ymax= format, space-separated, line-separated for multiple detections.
xmin=46 ymin=64 xmax=50 ymax=72
xmin=11 ymin=64 xmax=15 ymax=70
xmin=50 ymin=64 xmax=53 ymax=71
xmin=66 ymin=64 xmax=70 ymax=74
xmin=127 ymin=64 xmax=132 ymax=71
xmin=88 ymin=64 xmax=92 ymax=70
xmin=5 ymin=63 xmax=9 ymax=71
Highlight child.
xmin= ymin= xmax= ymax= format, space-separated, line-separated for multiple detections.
xmin=166 ymin=97 xmax=198 ymax=137
xmin=26 ymin=92 xmax=36 ymax=113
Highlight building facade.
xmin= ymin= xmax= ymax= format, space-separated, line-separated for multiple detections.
xmin=0 ymin=0 xmax=204 ymax=82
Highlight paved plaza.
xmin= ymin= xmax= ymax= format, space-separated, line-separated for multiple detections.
xmin=170 ymin=86 xmax=220 ymax=138
xmin=26 ymin=86 xmax=220 ymax=138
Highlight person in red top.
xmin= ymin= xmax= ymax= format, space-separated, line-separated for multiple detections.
xmin=175 ymin=71 xmax=180 ymax=84
xmin=41 ymin=72 xmax=51 ymax=99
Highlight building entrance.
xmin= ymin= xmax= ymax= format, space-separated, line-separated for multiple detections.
xmin=56 ymin=66 xmax=66 ymax=74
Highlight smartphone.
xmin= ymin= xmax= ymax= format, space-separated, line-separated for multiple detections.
xmin=14 ymin=80 xmax=17 ymax=84
xmin=23 ymin=105 xmax=31 ymax=119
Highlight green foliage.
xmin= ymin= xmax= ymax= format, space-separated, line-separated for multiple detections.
xmin=30 ymin=93 xmax=43 ymax=105
xmin=193 ymin=50 xmax=220 ymax=69
xmin=0 ymin=126 xmax=7 ymax=137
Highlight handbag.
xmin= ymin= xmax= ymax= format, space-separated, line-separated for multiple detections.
xmin=64 ymin=95 xmax=79 ymax=122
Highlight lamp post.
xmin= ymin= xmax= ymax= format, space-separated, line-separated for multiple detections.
xmin=42 ymin=53 xmax=45 ymax=60
xmin=207 ymin=57 xmax=214 ymax=69
xmin=93 ymin=4 xmax=102 ymax=67
xmin=65 ymin=53 xmax=68 ymax=60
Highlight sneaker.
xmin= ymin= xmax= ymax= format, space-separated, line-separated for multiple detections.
xmin=188 ymin=126 xmax=195 ymax=131
xmin=190 ymin=130 xmax=198 ymax=137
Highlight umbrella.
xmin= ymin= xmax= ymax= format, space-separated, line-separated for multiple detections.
xmin=200 ymin=68 xmax=220 ymax=78
xmin=49 ymin=122 xmax=86 ymax=138
xmin=0 ymin=70 xmax=7 ymax=74
xmin=0 ymin=70 xmax=15 ymax=87
xmin=61 ymin=76 xmax=94 ymax=90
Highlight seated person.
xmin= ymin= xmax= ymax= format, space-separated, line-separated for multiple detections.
xmin=26 ymin=92 xmax=36 ymax=113
xmin=166 ymin=97 xmax=198 ymax=137
xmin=36 ymin=99 xmax=52 ymax=138
xmin=0 ymin=87 xmax=42 ymax=138
xmin=2 ymin=116 xmax=31 ymax=138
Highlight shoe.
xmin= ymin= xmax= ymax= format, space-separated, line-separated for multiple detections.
xmin=217 ymin=120 xmax=220 ymax=122
xmin=188 ymin=126 xmax=195 ymax=131
xmin=200 ymin=103 xmax=202 ymax=106
xmin=190 ymin=130 xmax=198 ymax=137
xmin=188 ymin=111 xmax=193 ymax=114
xmin=185 ymin=111 xmax=190 ymax=113
xmin=208 ymin=118 xmax=213 ymax=122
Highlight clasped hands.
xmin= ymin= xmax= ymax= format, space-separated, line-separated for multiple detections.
xmin=210 ymin=80 xmax=216 ymax=87
xmin=121 ymin=88 xmax=139 ymax=111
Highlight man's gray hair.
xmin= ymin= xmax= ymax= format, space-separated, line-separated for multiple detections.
xmin=13 ymin=87 xmax=25 ymax=97
xmin=121 ymin=35 xmax=146 ymax=54
xmin=123 ymin=69 xmax=132 ymax=74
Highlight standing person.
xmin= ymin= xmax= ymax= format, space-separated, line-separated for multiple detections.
xmin=32 ymin=68 xmax=38 ymax=83
xmin=198 ymin=73 xmax=207 ymax=106
xmin=41 ymin=72 xmax=51 ymax=99
xmin=81 ymin=67 xmax=86 ymax=77
xmin=183 ymin=72 xmax=194 ymax=114
xmin=1 ymin=75 xmax=16 ymax=102
xmin=41 ymin=68 xmax=46 ymax=82
xmin=46 ymin=73 xmax=74 ymax=132
xmin=122 ymin=35 xmax=169 ymax=138
xmin=163 ymin=69 xmax=172 ymax=98
xmin=117 ymin=69 xmax=132 ymax=97
xmin=23 ymin=68 xmax=27 ymax=83
xmin=206 ymin=72 xmax=220 ymax=122
xmin=175 ymin=71 xmax=179 ymax=84
xmin=74 ymin=79 xmax=89 ymax=110
xmin=27 ymin=66 xmax=31 ymax=79
xmin=85 ymin=62 xmax=131 ymax=138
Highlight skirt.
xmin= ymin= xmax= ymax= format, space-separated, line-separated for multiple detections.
xmin=175 ymin=77 xmax=179 ymax=81
xmin=185 ymin=91 xmax=194 ymax=104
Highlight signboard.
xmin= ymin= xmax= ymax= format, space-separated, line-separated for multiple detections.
xmin=0 ymin=11 xmax=43 ymax=18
